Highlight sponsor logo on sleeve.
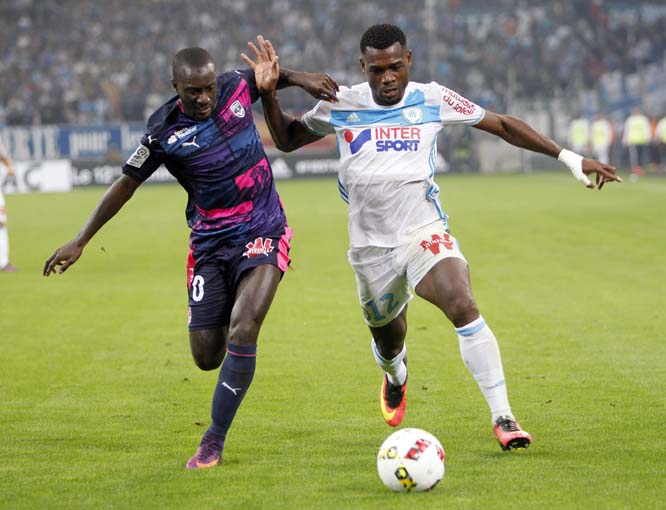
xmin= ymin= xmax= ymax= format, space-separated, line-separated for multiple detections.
xmin=126 ymin=144 xmax=150 ymax=168
xmin=441 ymin=88 xmax=477 ymax=116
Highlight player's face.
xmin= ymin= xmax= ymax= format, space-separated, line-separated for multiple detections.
xmin=360 ymin=43 xmax=412 ymax=106
xmin=172 ymin=63 xmax=218 ymax=121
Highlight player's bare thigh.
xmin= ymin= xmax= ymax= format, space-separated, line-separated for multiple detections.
xmin=228 ymin=264 xmax=282 ymax=346
xmin=414 ymin=258 xmax=479 ymax=328
xmin=189 ymin=264 xmax=281 ymax=368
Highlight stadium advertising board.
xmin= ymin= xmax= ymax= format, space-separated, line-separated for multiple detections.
xmin=0 ymin=123 xmax=145 ymax=160
xmin=71 ymin=160 xmax=177 ymax=187
xmin=2 ymin=160 xmax=72 ymax=194
xmin=0 ymin=120 xmax=338 ymax=161
xmin=1 ymin=125 xmax=447 ymax=189
xmin=267 ymin=150 xmax=447 ymax=178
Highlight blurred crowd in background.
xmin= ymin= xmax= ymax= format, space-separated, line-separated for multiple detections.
xmin=1 ymin=0 xmax=666 ymax=170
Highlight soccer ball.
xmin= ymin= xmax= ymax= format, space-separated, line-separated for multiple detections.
xmin=377 ymin=428 xmax=446 ymax=493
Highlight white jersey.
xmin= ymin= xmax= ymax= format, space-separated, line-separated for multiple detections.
xmin=0 ymin=135 xmax=8 ymax=205
xmin=0 ymin=135 xmax=8 ymax=268
xmin=301 ymin=81 xmax=485 ymax=248
xmin=0 ymin=135 xmax=8 ymax=160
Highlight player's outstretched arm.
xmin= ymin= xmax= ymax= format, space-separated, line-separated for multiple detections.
xmin=475 ymin=111 xmax=622 ymax=189
xmin=242 ymin=36 xmax=339 ymax=102
xmin=278 ymin=67 xmax=339 ymax=102
xmin=241 ymin=36 xmax=325 ymax=152
xmin=43 ymin=175 xmax=141 ymax=276
xmin=259 ymin=92 xmax=324 ymax=153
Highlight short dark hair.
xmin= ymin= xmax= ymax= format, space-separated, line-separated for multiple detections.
xmin=360 ymin=24 xmax=407 ymax=54
xmin=172 ymin=47 xmax=214 ymax=80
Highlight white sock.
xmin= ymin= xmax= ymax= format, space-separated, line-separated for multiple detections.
xmin=371 ymin=339 xmax=407 ymax=386
xmin=456 ymin=316 xmax=513 ymax=423
xmin=0 ymin=225 xmax=9 ymax=268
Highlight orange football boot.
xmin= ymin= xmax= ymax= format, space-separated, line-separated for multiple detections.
xmin=494 ymin=416 xmax=532 ymax=451
xmin=380 ymin=375 xmax=407 ymax=427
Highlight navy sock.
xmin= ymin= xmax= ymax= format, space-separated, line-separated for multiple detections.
xmin=207 ymin=342 xmax=257 ymax=438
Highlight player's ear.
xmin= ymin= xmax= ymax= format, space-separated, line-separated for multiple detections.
xmin=406 ymin=50 xmax=413 ymax=68
xmin=171 ymin=78 xmax=177 ymax=91
xmin=359 ymin=57 xmax=366 ymax=73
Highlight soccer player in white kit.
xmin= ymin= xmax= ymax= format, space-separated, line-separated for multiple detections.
xmin=0 ymin=135 xmax=18 ymax=273
xmin=244 ymin=26 xmax=621 ymax=450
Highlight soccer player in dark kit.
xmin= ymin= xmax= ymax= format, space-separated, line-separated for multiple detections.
xmin=43 ymin=44 xmax=339 ymax=469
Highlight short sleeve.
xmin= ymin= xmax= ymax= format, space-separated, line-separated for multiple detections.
xmin=122 ymin=133 xmax=165 ymax=182
xmin=439 ymin=85 xmax=485 ymax=126
xmin=236 ymin=68 xmax=260 ymax=104
xmin=301 ymin=101 xmax=335 ymax=136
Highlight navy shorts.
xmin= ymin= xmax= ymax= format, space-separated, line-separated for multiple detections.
xmin=186 ymin=228 xmax=293 ymax=331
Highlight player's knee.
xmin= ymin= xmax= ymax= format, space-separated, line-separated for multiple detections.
xmin=189 ymin=329 xmax=225 ymax=370
xmin=371 ymin=315 xmax=407 ymax=359
xmin=375 ymin=339 xmax=404 ymax=360
xmin=193 ymin=353 xmax=223 ymax=371
xmin=446 ymin=295 xmax=479 ymax=327
xmin=228 ymin=319 xmax=261 ymax=346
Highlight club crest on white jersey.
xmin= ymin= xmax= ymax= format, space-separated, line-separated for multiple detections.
xmin=402 ymin=107 xmax=423 ymax=124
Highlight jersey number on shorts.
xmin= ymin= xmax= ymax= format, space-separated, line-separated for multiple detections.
xmin=363 ymin=293 xmax=399 ymax=323
xmin=191 ymin=275 xmax=205 ymax=302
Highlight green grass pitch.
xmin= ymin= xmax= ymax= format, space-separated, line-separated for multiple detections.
xmin=1 ymin=173 xmax=664 ymax=509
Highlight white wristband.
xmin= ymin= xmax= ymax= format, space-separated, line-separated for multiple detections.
xmin=558 ymin=149 xmax=591 ymax=187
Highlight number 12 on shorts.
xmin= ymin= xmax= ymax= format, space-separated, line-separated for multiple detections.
xmin=362 ymin=293 xmax=399 ymax=323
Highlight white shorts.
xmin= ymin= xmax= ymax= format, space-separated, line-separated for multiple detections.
xmin=0 ymin=191 xmax=6 ymax=224
xmin=348 ymin=221 xmax=467 ymax=327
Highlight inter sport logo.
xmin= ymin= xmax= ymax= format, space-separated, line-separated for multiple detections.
xmin=344 ymin=127 xmax=421 ymax=155
xmin=344 ymin=129 xmax=372 ymax=154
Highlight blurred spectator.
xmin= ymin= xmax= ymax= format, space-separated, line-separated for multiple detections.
xmin=590 ymin=113 xmax=615 ymax=164
xmin=622 ymin=107 xmax=651 ymax=176
xmin=568 ymin=114 xmax=590 ymax=155
xmin=0 ymin=134 xmax=18 ymax=272
xmin=655 ymin=114 xmax=666 ymax=173
xmin=1 ymin=0 xmax=665 ymax=126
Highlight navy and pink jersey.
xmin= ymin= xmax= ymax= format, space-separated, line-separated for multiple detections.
xmin=122 ymin=69 xmax=287 ymax=261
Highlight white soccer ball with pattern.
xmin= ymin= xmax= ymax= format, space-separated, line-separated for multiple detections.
xmin=377 ymin=428 xmax=446 ymax=492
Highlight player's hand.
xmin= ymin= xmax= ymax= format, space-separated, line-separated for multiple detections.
xmin=43 ymin=241 xmax=84 ymax=276
xmin=241 ymin=35 xmax=280 ymax=95
xmin=298 ymin=72 xmax=339 ymax=103
xmin=582 ymin=158 xmax=623 ymax=190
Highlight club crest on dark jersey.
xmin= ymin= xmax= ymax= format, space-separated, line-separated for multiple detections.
xmin=230 ymin=100 xmax=245 ymax=118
